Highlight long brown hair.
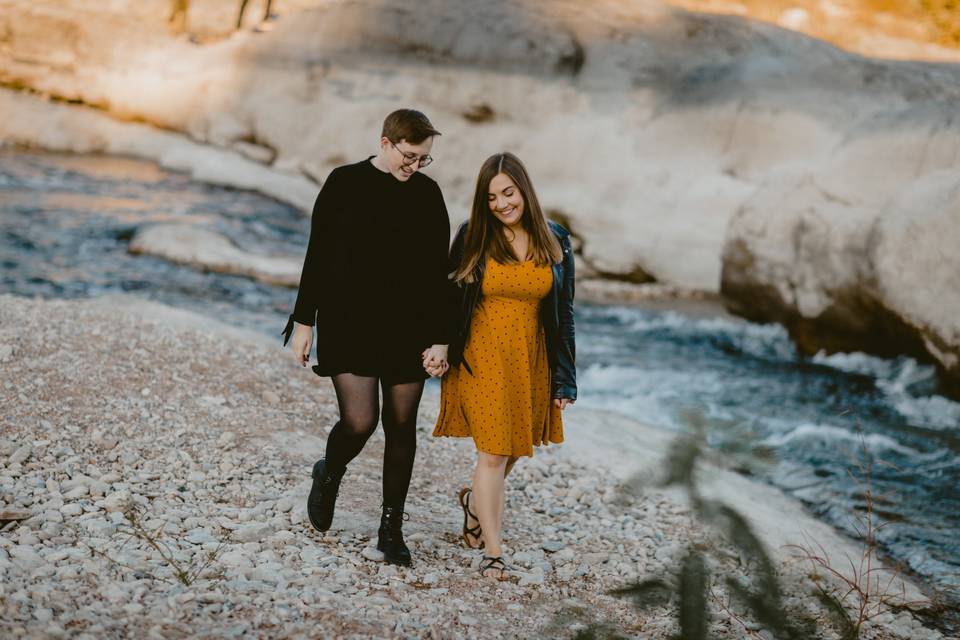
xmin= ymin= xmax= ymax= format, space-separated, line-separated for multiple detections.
xmin=453 ymin=152 xmax=562 ymax=284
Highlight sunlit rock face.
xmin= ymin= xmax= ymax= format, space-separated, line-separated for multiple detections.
xmin=669 ymin=0 xmax=960 ymax=63
xmin=2 ymin=0 xmax=960 ymax=384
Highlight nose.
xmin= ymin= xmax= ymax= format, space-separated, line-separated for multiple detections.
xmin=496 ymin=196 xmax=510 ymax=211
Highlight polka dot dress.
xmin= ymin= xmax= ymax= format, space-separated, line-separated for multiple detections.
xmin=433 ymin=258 xmax=563 ymax=457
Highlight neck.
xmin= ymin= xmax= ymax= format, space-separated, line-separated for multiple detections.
xmin=504 ymin=223 xmax=526 ymax=237
xmin=370 ymin=152 xmax=390 ymax=173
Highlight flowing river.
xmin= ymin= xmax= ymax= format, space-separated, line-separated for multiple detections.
xmin=2 ymin=149 xmax=958 ymax=612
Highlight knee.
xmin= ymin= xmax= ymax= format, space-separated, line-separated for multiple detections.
xmin=340 ymin=413 xmax=378 ymax=437
xmin=477 ymin=452 xmax=509 ymax=471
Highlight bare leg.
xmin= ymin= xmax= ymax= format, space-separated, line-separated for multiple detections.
xmin=497 ymin=456 xmax=518 ymax=536
xmin=472 ymin=452 xmax=508 ymax=569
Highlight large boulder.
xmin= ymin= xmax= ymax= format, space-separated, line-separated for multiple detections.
xmin=128 ymin=224 xmax=300 ymax=287
xmin=722 ymin=168 xmax=960 ymax=391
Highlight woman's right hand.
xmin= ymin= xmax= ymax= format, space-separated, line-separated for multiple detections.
xmin=291 ymin=322 xmax=313 ymax=367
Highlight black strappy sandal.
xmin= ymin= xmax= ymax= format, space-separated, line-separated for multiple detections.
xmin=478 ymin=556 xmax=511 ymax=580
xmin=458 ymin=487 xmax=484 ymax=550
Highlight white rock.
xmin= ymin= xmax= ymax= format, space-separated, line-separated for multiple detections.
xmin=723 ymin=169 xmax=960 ymax=389
xmin=10 ymin=545 xmax=45 ymax=570
xmin=233 ymin=523 xmax=275 ymax=543
xmin=130 ymin=225 xmax=301 ymax=288
xmin=220 ymin=549 xmax=255 ymax=570
xmin=361 ymin=547 xmax=384 ymax=562
xmin=101 ymin=490 xmax=131 ymax=512
xmin=10 ymin=445 xmax=31 ymax=464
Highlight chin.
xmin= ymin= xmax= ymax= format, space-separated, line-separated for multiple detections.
xmin=396 ymin=170 xmax=414 ymax=181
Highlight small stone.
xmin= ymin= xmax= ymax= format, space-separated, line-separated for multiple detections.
xmin=0 ymin=509 xmax=33 ymax=522
xmin=218 ymin=432 xmax=236 ymax=447
xmin=361 ymin=547 xmax=384 ymax=562
xmin=82 ymin=518 xmax=117 ymax=537
xmin=459 ymin=614 xmax=479 ymax=626
xmin=64 ymin=485 xmax=89 ymax=500
xmin=11 ymin=545 xmax=45 ymax=571
xmin=275 ymin=498 xmax=293 ymax=513
xmin=10 ymin=445 xmax=31 ymax=464
xmin=184 ymin=528 xmax=218 ymax=545
xmin=96 ymin=436 xmax=119 ymax=451
xmin=233 ymin=522 xmax=274 ymax=543
xmin=34 ymin=608 xmax=53 ymax=622
xmin=101 ymin=491 xmax=131 ymax=512
xmin=518 ymin=571 xmax=546 ymax=586
xmin=542 ymin=540 xmax=565 ymax=553
xmin=220 ymin=550 xmax=254 ymax=570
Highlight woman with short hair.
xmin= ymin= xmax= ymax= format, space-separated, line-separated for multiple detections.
xmin=285 ymin=109 xmax=453 ymax=567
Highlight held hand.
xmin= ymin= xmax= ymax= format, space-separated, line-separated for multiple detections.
xmin=422 ymin=345 xmax=449 ymax=378
xmin=425 ymin=360 xmax=448 ymax=377
xmin=291 ymin=322 xmax=313 ymax=367
xmin=554 ymin=398 xmax=575 ymax=410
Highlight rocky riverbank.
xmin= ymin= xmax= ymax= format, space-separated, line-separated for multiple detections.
xmin=0 ymin=294 xmax=944 ymax=639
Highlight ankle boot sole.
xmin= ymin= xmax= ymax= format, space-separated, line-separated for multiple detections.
xmin=377 ymin=540 xmax=412 ymax=567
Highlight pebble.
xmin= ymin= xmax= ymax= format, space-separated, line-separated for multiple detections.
xmin=10 ymin=444 xmax=32 ymax=464
xmin=233 ymin=523 xmax=275 ymax=543
xmin=101 ymin=491 xmax=131 ymax=512
xmin=361 ymin=547 xmax=384 ymax=562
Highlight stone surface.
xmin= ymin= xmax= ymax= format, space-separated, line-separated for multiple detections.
xmin=722 ymin=169 xmax=960 ymax=390
xmin=129 ymin=225 xmax=300 ymax=288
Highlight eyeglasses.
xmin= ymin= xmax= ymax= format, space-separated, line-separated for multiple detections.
xmin=391 ymin=141 xmax=433 ymax=168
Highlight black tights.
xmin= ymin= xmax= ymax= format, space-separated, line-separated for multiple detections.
xmin=324 ymin=373 xmax=424 ymax=510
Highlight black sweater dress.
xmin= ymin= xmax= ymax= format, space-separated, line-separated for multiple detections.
xmin=286 ymin=158 xmax=455 ymax=383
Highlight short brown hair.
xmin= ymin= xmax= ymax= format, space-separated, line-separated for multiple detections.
xmin=381 ymin=109 xmax=441 ymax=144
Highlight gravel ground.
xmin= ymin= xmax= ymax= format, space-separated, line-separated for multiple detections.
xmin=0 ymin=295 xmax=945 ymax=639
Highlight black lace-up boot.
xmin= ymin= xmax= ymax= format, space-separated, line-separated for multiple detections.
xmin=307 ymin=459 xmax=345 ymax=532
xmin=377 ymin=505 xmax=412 ymax=567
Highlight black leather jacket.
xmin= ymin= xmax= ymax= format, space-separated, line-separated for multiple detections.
xmin=447 ymin=220 xmax=577 ymax=401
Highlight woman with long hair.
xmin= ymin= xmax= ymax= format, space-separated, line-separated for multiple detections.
xmin=428 ymin=152 xmax=577 ymax=579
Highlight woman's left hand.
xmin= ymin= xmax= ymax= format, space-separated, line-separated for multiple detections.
xmin=554 ymin=398 xmax=575 ymax=410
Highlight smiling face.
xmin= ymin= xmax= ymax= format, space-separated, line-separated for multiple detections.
xmin=487 ymin=172 xmax=525 ymax=228
xmin=378 ymin=136 xmax=434 ymax=182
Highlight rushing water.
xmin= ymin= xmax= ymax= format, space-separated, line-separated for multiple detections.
xmin=2 ymin=149 xmax=958 ymax=608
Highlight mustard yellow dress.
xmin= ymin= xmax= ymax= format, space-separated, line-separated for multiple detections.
xmin=433 ymin=258 xmax=563 ymax=457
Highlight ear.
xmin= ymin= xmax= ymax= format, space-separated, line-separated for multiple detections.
xmin=379 ymin=136 xmax=391 ymax=151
